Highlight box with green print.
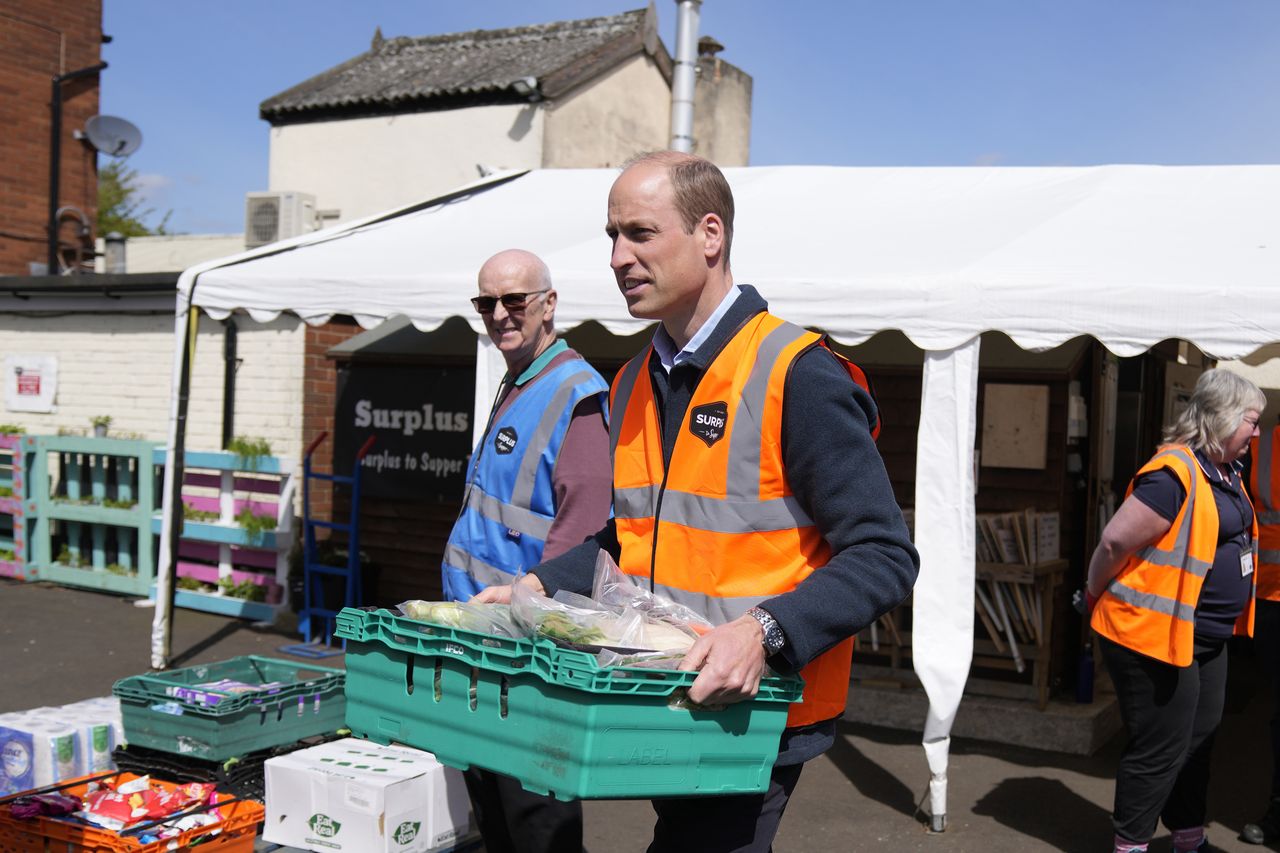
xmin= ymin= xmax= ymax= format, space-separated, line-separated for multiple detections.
xmin=263 ymin=737 xmax=476 ymax=853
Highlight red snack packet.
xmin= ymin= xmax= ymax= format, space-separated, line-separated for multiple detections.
xmin=144 ymin=782 xmax=215 ymax=820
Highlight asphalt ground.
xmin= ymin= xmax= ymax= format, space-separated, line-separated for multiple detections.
xmin=3 ymin=578 xmax=1278 ymax=852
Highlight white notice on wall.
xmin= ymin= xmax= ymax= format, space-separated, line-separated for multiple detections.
xmin=4 ymin=354 xmax=58 ymax=413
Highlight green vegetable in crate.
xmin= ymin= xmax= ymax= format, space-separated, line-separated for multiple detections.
xmin=402 ymin=601 xmax=468 ymax=626
xmin=537 ymin=612 xmax=607 ymax=645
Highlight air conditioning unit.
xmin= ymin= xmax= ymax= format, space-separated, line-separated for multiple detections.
xmin=244 ymin=191 xmax=317 ymax=248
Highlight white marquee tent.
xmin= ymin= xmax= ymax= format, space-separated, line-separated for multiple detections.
xmin=155 ymin=164 xmax=1280 ymax=826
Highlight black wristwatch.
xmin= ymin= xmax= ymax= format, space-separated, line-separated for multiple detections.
xmin=746 ymin=607 xmax=786 ymax=655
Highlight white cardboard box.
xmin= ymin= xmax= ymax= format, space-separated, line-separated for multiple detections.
xmin=264 ymin=738 xmax=474 ymax=853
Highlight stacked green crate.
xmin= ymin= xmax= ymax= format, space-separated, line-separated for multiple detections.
xmin=336 ymin=607 xmax=804 ymax=801
xmin=113 ymin=655 xmax=345 ymax=761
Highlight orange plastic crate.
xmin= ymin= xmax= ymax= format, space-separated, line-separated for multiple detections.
xmin=0 ymin=772 xmax=264 ymax=853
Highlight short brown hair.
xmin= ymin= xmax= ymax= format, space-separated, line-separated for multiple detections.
xmin=623 ymin=151 xmax=735 ymax=265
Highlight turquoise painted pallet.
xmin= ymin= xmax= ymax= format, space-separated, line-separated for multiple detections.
xmin=25 ymin=436 xmax=159 ymax=596
xmin=0 ymin=433 xmax=30 ymax=581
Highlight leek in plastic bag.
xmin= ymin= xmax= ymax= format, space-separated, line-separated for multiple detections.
xmin=397 ymin=600 xmax=521 ymax=637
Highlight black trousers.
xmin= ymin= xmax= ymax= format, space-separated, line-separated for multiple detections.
xmin=1100 ymin=634 xmax=1228 ymax=843
xmin=463 ymin=767 xmax=583 ymax=853
xmin=646 ymin=762 xmax=805 ymax=853
xmin=1255 ymin=599 xmax=1280 ymax=799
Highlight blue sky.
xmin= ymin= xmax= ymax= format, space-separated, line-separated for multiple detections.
xmin=101 ymin=1 xmax=1280 ymax=234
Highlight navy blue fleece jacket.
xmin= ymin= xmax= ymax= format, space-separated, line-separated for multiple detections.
xmin=531 ymin=286 xmax=919 ymax=761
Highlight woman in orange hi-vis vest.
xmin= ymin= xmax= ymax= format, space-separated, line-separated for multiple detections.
xmin=1242 ymin=416 xmax=1280 ymax=845
xmin=1086 ymin=369 xmax=1264 ymax=853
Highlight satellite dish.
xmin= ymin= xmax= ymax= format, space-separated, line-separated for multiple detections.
xmin=83 ymin=115 xmax=142 ymax=157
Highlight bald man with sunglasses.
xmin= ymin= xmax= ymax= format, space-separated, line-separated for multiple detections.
xmin=442 ymin=248 xmax=611 ymax=853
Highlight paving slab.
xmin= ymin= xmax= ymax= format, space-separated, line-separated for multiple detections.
xmin=3 ymin=578 xmax=1276 ymax=852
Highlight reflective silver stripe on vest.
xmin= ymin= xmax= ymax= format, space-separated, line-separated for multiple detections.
xmin=1105 ymin=578 xmax=1197 ymax=623
xmin=652 ymin=580 xmax=770 ymax=626
xmin=614 ymin=485 xmax=658 ymax=521
xmin=614 ymin=485 xmax=811 ymax=531
xmin=466 ymin=488 xmax=553 ymax=540
xmin=1260 ymin=428 xmax=1276 ymax=511
xmin=1134 ymin=447 xmax=1212 ymax=578
xmin=725 ymin=321 xmax=811 ymax=498
xmin=510 ymin=368 xmax=601 ymax=510
xmin=609 ymin=352 xmax=648 ymax=459
xmin=1261 ymin=512 xmax=1280 ymax=526
xmin=443 ymin=544 xmax=516 ymax=587
xmin=1261 ymin=549 xmax=1280 ymax=566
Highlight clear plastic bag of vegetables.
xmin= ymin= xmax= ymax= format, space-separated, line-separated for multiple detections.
xmin=510 ymin=582 xmax=700 ymax=653
xmin=397 ymin=599 xmax=521 ymax=637
xmin=590 ymin=550 xmax=714 ymax=638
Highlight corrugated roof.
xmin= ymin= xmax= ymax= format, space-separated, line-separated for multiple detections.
xmin=260 ymin=5 xmax=668 ymax=122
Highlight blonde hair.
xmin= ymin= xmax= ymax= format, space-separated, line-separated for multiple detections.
xmin=1162 ymin=368 xmax=1265 ymax=455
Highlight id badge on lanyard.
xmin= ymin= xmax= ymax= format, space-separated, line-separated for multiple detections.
xmin=1242 ymin=549 xmax=1255 ymax=578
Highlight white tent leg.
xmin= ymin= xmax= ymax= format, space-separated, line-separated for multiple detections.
xmin=151 ymin=294 xmax=196 ymax=669
xmin=911 ymin=338 xmax=981 ymax=832
xmin=472 ymin=332 xmax=506 ymax=450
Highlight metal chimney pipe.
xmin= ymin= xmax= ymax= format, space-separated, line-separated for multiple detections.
xmin=669 ymin=0 xmax=702 ymax=153
xmin=104 ymin=232 xmax=126 ymax=274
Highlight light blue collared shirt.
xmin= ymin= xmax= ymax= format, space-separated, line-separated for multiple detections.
xmin=651 ymin=285 xmax=742 ymax=373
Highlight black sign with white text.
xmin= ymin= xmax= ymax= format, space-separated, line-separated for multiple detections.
xmin=335 ymin=364 xmax=473 ymax=501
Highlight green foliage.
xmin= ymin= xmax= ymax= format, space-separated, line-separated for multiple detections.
xmin=55 ymin=545 xmax=87 ymax=568
xmin=0 ymin=486 xmax=12 ymax=498
xmin=0 ymin=424 xmax=24 ymax=434
xmin=90 ymin=414 xmax=112 ymax=429
xmin=102 ymin=497 xmax=137 ymax=509
xmin=218 ymin=576 xmax=267 ymax=601
xmin=227 ymin=435 xmax=272 ymax=470
xmin=235 ymin=506 xmax=277 ymax=539
xmin=0 ymin=549 xmax=16 ymax=562
xmin=97 ymin=161 xmax=171 ymax=237
xmin=177 ymin=576 xmax=209 ymax=591
xmin=104 ymin=562 xmax=133 ymax=576
xmin=182 ymin=502 xmax=220 ymax=522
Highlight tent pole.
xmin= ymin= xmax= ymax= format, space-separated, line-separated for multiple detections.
xmin=911 ymin=337 xmax=981 ymax=833
xmin=151 ymin=305 xmax=198 ymax=669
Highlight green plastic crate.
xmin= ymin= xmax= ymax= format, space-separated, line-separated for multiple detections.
xmin=334 ymin=607 xmax=803 ymax=801
xmin=113 ymin=656 xmax=346 ymax=761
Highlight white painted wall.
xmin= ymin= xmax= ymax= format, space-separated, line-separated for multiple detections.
xmin=268 ymin=104 xmax=545 ymax=223
xmin=542 ymin=54 xmax=672 ymax=168
xmin=0 ymin=312 xmax=306 ymax=464
xmin=93 ymin=235 xmax=246 ymax=274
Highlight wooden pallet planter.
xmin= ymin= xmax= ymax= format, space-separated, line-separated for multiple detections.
xmin=148 ymin=448 xmax=296 ymax=623
xmin=0 ymin=433 xmax=30 ymax=581
xmin=852 ymin=559 xmax=1067 ymax=710
xmin=24 ymin=435 xmax=158 ymax=596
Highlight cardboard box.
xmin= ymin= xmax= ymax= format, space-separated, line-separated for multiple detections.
xmin=264 ymin=737 xmax=474 ymax=853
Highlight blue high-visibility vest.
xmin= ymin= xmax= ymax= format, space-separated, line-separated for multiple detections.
xmin=442 ymin=356 xmax=608 ymax=601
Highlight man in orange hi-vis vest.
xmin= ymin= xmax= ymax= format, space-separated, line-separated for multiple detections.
xmin=476 ymin=152 xmax=919 ymax=852
xmin=1244 ymin=417 xmax=1280 ymax=845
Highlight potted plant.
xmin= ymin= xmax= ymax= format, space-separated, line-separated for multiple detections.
xmin=90 ymin=415 xmax=112 ymax=437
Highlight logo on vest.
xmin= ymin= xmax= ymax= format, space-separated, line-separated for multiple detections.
xmin=689 ymin=401 xmax=728 ymax=447
xmin=495 ymin=426 xmax=518 ymax=455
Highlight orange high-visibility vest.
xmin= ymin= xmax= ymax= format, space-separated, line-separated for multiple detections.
xmin=610 ymin=311 xmax=873 ymax=727
xmin=1092 ymin=445 xmax=1257 ymax=666
xmin=1250 ymin=426 xmax=1280 ymax=601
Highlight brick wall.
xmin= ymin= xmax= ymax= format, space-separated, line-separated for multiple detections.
xmin=0 ymin=0 xmax=104 ymax=274
xmin=301 ymin=319 xmax=364 ymax=521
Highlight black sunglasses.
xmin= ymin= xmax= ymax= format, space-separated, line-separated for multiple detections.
xmin=471 ymin=290 xmax=550 ymax=314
